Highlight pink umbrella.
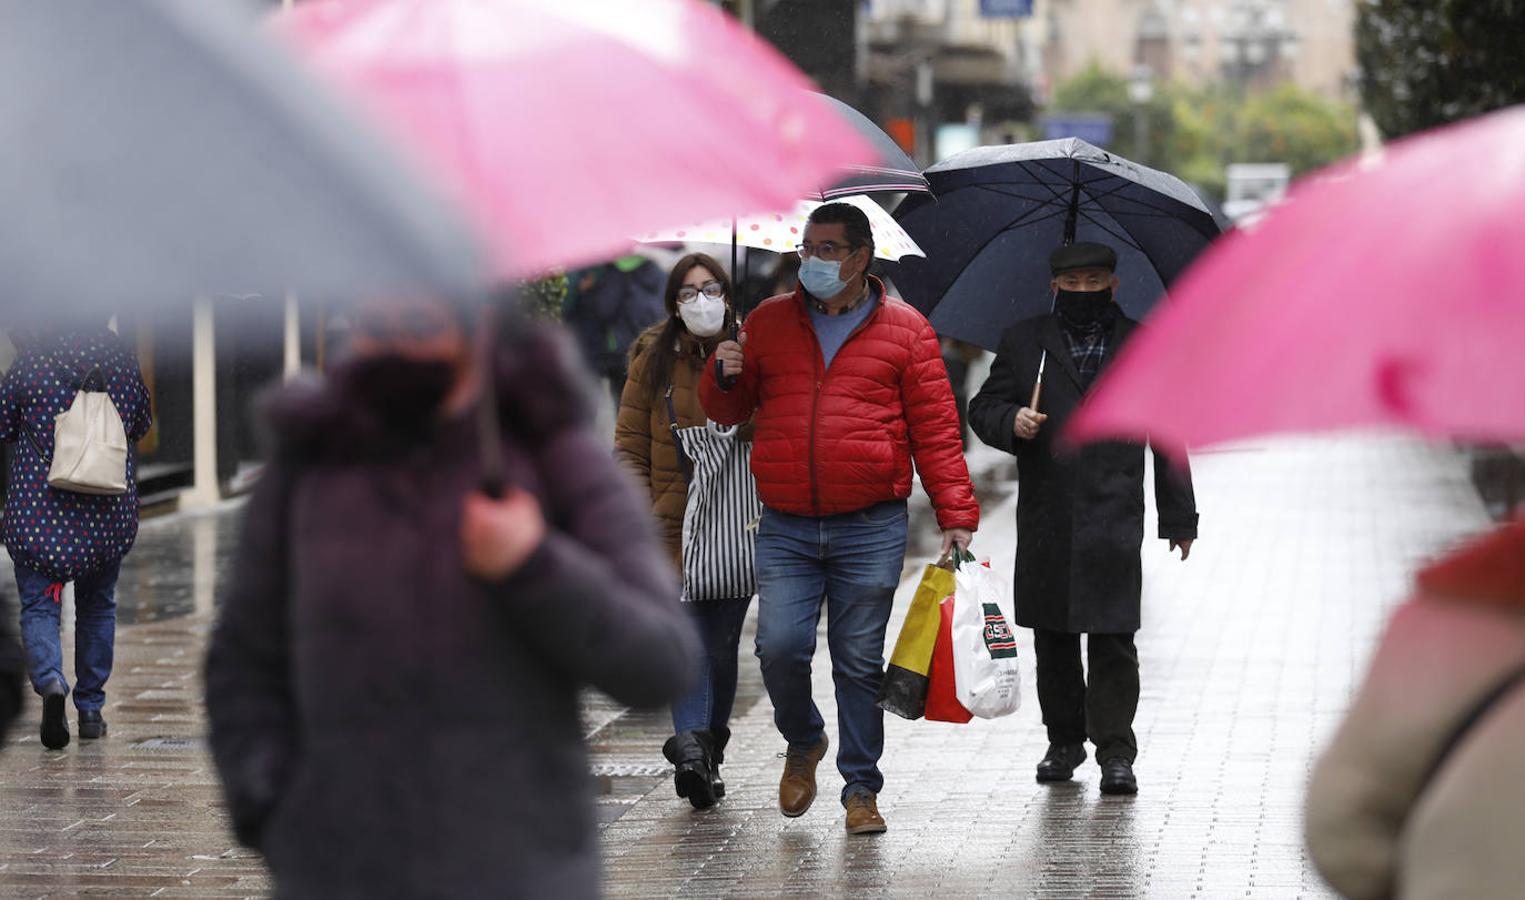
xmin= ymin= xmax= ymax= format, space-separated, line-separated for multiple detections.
xmin=1068 ymin=106 xmax=1525 ymax=449
xmin=276 ymin=0 xmax=874 ymax=279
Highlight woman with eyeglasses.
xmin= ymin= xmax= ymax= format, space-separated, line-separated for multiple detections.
xmin=615 ymin=253 xmax=756 ymax=809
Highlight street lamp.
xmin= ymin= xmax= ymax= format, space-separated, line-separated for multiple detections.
xmin=1128 ymin=64 xmax=1153 ymax=165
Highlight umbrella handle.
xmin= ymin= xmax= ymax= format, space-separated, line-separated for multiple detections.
xmin=716 ymin=320 xmax=740 ymax=391
xmin=1029 ymin=380 xmax=1042 ymax=413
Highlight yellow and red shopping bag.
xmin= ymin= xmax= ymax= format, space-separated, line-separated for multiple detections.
xmin=925 ymin=592 xmax=972 ymax=723
xmin=875 ymin=555 xmax=957 ymax=720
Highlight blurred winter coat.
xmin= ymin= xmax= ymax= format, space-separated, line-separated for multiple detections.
xmin=968 ymin=313 xmax=1198 ymax=634
xmin=1306 ymin=519 xmax=1525 ymax=900
xmin=614 ymin=325 xmax=718 ymax=571
xmin=0 ymin=329 xmax=152 ymax=581
xmin=698 ymin=276 xmax=979 ymax=532
xmin=563 ymin=257 xmax=666 ymax=379
xmin=204 ymin=325 xmax=698 ymax=900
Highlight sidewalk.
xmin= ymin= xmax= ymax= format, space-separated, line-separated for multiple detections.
xmin=0 ymin=436 xmax=1492 ymax=897
xmin=596 ymin=436 xmax=1491 ymax=898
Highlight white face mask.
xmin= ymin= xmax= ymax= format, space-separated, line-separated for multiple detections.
xmin=677 ymin=293 xmax=727 ymax=337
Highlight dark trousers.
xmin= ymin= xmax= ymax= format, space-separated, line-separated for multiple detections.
xmin=1032 ymin=629 xmax=1140 ymax=764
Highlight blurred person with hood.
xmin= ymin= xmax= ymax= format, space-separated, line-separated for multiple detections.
xmin=1306 ymin=519 xmax=1525 ymax=899
xmin=204 ymin=293 xmax=698 ymax=899
xmin=0 ymin=318 xmax=152 ymax=750
xmin=616 ymin=253 xmax=758 ymax=810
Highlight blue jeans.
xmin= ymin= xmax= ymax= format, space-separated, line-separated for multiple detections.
xmin=670 ymin=596 xmax=752 ymax=735
xmin=754 ymin=500 xmax=909 ymax=803
xmin=14 ymin=561 xmax=121 ymax=712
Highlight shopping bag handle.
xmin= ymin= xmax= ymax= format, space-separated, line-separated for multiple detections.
xmin=935 ymin=547 xmax=977 ymax=571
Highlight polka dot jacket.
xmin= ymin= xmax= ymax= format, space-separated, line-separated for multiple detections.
xmin=0 ymin=330 xmax=153 ymax=582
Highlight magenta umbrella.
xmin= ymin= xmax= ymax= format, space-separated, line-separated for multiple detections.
xmin=1068 ymin=106 xmax=1525 ymax=449
xmin=276 ymin=0 xmax=873 ymax=279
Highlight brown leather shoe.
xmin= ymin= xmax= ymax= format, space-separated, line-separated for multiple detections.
xmin=844 ymin=792 xmax=887 ymax=835
xmin=778 ymin=736 xmax=829 ymax=817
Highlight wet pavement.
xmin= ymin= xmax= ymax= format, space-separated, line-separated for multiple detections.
xmin=0 ymin=436 xmax=1493 ymax=897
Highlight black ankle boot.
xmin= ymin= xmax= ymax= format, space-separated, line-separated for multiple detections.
xmin=40 ymin=685 xmax=69 ymax=751
xmin=662 ymin=731 xmax=717 ymax=810
xmin=709 ymin=726 xmax=731 ymax=799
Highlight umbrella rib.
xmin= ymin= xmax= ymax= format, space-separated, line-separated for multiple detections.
xmin=1076 ymin=209 xmax=1145 ymax=252
xmin=922 ymin=203 xmax=1072 ymax=302
xmin=1013 ymin=161 xmax=1077 ymax=205
xmin=972 ymin=184 xmax=1070 ymax=208
xmin=1077 ymin=178 xmax=1213 ymax=227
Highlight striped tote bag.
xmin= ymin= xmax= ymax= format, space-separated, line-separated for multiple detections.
xmin=674 ymin=421 xmax=762 ymax=602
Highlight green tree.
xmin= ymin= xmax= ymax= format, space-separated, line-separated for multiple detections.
xmin=518 ymin=272 xmax=567 ymax=323
xmin=1235 ymin=84 xmax=1359 ymax=177
xmin=1357 ymin=0 xmax=1525 ymax=138
xmin=1050 ymin=63 xmax=1176 ymax=167
xmin=1048 ymin=67 xmax=1358 ymax=202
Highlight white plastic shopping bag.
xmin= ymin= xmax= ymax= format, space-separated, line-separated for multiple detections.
xmin=950 ymin=560 xmax=1022 ymax=719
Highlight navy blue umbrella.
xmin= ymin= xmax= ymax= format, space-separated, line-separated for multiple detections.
xmin=891 ymin=138 xmax=1221 ymax=350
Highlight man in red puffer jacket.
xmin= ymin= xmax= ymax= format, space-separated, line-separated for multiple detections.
xmin=702 ymin=203 xmax=979 ymax=836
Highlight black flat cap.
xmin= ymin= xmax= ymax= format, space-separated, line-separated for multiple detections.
xmin=1050 ymin=241 xmax=1118 ymax=274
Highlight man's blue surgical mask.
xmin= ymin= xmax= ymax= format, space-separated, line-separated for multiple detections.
xmin=799 ymin=255 xmax=849 ymax=300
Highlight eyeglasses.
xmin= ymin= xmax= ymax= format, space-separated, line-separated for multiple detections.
xmin=676 ymin=281 xmax=725 ymax=303
xmin=796 ymin=241 xmax=861 ymax=260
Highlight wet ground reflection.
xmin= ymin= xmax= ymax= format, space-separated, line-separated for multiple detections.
xmin=115 ymin=504 xmax=242 ymax=625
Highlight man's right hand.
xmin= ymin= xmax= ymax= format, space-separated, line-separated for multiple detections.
xmin=1013 ymin=406 xmax=1048 ymax=441
xmin=716 ymin=332 xmax=747 ymax=379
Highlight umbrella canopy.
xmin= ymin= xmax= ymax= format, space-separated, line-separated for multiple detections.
xmin=1067 ymin=106 xmax=1525 ymax=450
xmin=637 ymin=195 xmax=925 ymax=261
xmin=0 ymin=0 xmax=481 ymax=316
xmin=891 ymin=139 xmax=1222 ymax=350
xmin=810 ymin=93 xmax=930 ymax=199
xmin=278 ymin=0 xmax=875 ymax=279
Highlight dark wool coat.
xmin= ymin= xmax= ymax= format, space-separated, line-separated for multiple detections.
xmin=0 ymin=329 xmax=153 ymax=581
xmin=969 ymin=313 xmax=1199 ymax=634
xmin=204 ymin=327 xmax=698 ymax=900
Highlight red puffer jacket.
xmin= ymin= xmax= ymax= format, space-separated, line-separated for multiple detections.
xmin=700 ymin=277 xmax=979 ymax=532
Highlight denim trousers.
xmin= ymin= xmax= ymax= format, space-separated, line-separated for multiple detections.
xmin=753 ymin=500 xmax=908 ymax=803
xmin=670 ymin=595 xmax=752 ymax=736
xmin=14 ymin=560 xmax=122 ymax=712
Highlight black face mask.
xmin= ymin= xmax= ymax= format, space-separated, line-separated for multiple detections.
xmin=1055 ymin=288 xmax=1118 ymax=332
xmin=339 ymin=353 xmax=459 ymax=440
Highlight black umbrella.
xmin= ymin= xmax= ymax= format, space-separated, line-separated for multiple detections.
xmin=891 ymin=138 xmax=1221 ymax=351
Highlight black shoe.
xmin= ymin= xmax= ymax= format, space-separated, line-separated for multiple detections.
xmin=78 ymin=709 xmax=107 ymax=740
xmin=662 ymin=732 xmax=717 ymax=810
xmin=1099 ymin=758 xmax=1138 ymax=795
xmin=709 ymin=726 xmax=731 ymax=799
xmin=40 ymin=687 xmax=70 ymax=750
xmin=1036 ymin=743 xmax=1086 ymax=783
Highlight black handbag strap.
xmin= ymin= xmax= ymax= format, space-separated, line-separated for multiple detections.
xmin=664 ymin=384 xmax=693 ymax=486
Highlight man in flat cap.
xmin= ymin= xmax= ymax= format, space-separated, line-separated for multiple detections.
xmin=968 ymin=241 xmax=1199 ymax=796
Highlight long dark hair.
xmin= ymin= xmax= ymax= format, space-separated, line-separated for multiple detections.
xmin=637 ymin=253 xmax=735 ymax=405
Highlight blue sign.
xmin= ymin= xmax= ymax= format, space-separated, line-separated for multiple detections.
xmin=1040 ymin=113 xmax=1115 ymax=147
xmin=979 ymin=0 xmax=1033 ymax=16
